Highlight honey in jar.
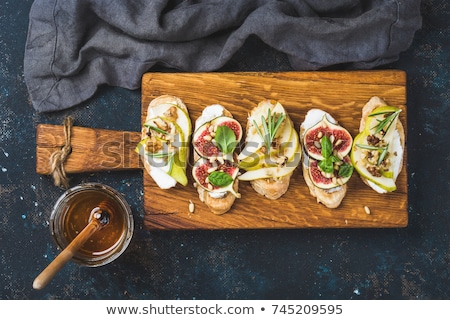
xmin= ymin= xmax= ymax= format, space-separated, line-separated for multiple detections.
xmin=50 ymin=183 xmax=133 ymax=267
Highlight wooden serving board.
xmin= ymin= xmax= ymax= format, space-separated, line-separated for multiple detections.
xmin=36 ymin=71 xmax=408 ymax=230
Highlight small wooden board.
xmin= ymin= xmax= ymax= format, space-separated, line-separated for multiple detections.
xmin=36 ymin=71 xmax=408 ymax=230
xmin=141 ymin=71 xmax=408 ymax=230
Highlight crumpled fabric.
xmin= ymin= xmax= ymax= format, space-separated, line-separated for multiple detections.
xmin=24 ymin=0 xmax=422 ymax=112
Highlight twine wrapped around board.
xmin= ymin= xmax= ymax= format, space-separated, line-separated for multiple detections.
xmin=49 ymin=117 xmax=73 ymax=188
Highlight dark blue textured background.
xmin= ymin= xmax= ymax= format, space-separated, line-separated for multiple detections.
xmin=1 ymin=0 xmax=448 ymax=299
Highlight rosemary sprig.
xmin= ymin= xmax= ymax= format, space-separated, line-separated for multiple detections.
xmin=253 ymin=108 xmax=286 ymax=150
xmin=145 ymin=124 xmax=169 ymax=136
xmin=369 ymin=109 xmax=401 ymax=135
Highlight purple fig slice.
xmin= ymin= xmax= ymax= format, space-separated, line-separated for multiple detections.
xmin=192 ymin=157 xmax=240 ymax=197
xmin=303 ymin=115 xmax=352 ymax=160
xmin=308 ymin=155 xmax=353 ymax=189
xmin=193 ymin=116 xmax=242 ymax=158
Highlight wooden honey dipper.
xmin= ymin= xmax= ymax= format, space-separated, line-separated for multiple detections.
xmin=33 ymin=201 xmax=113 ymax=290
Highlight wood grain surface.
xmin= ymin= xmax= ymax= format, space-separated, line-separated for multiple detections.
xmin=36 ymin=125 xmax=142 ymax=174
xmin=35 ymin=71 xmax=408 ymax=230
xmin=141 ymin=71 xmax=408 ymax=230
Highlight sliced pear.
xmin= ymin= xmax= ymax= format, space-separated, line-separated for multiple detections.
xmin=351 ymin=105 xmax=402 ymax=192
xmin=138 ymin=117 xmax=189 ymax=186
xmin=351 ymin=153 xmax=397 ymax=192
xmin=135 ymin=137 xmax=148 ymax=154
xmin=148 ymin=102 xmax=192 ymax=133
xmin=166 ymin=120 xmax=189 ymax=185
xmin=237 ymin=139 xmax=265 ymax=160
xmin=238 ymin=150 xmax=301 ymax=181
xmin=238 ymin=149 xmax=268 ymax=170
xmin=145 ymin=113 xmax=191 ymax=144
xmin=238 ymin=115 xmax=294 ymax=160
xmin=280 ymin=125 xmax=299 ymax=162
xmin=239 ymin=128 xmax=299 ymax=170
xmin=135 ymin=137 xmax=172 ymax=171
xmin=351 ymin=133 xmax=396 ymax=192
xmin=170 ymin=153 xmax=188 ymax=186
xmin=143 ymin=117 xmax=186 ymax=147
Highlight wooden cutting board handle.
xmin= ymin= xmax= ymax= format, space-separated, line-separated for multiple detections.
xmin=36 ymin=124 xmax=142 ymax=175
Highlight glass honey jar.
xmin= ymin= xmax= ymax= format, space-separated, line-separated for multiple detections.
xmin=50 ymin=183 xmax=134 ymax=267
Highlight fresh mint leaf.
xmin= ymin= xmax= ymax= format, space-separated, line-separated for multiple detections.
xmin=318 ymin=157 xmax=334 ymax=173
xmin=318 ymin=135 xmax=353 ymax=178
xmin=215 ymin=125 xmax=237 ymax=154
xmin=338 ymin=162 xmax=354 ymax=178
xmin=208 ymin=171 xmax=233 ymax=187
xmin=320 ymin=136 xmax=332 ymax=159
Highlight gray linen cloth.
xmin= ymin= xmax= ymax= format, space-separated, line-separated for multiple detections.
xmin=24 ymin=0 xmax=422 ymax=112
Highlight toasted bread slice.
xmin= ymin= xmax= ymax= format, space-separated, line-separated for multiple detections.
xmin=238 ymin=100 xmax=299 ymax=200
xmin=139 ymin=95 xmax=191 ymax=189
xmin=192 ymin=104 xmax=240 ymax=215
xmin=302 ymin=163 xmax=347 ymax=208
xmin=300 ymin=109 xmax=351 ymax=208
xmin=249 ymin=172 xmax=293 ymax=200
xmin=355 ymin=96 xmax=405 ymax=193
xmin=195 ymin=179 xmax=239 ymax=215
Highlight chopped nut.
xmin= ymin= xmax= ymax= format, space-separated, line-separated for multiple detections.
xmin=330 ymin=135 xmax=335 ymax=144
xmin=189 ymin=200 xmax=195 ymax=213
xmin=364 ymin=206 xmax=371 ymax=214
xmin=367 ymin=135 xmax=380 ymax=146
xmin=163 ymin=106 xmax=178 ymax=121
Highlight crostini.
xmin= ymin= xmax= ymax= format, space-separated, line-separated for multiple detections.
xmin=191 ymin=104 xmax=243 ymax=214
xmin=135 ymin=95 xmax=192 ymax=189
xmin=300 ymin=109 xmax=354 ymax=208
xmin=351 ymin=96 xmax=405 ymax=193
xmin=238 ymin=100 xmax=301 ymax=200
